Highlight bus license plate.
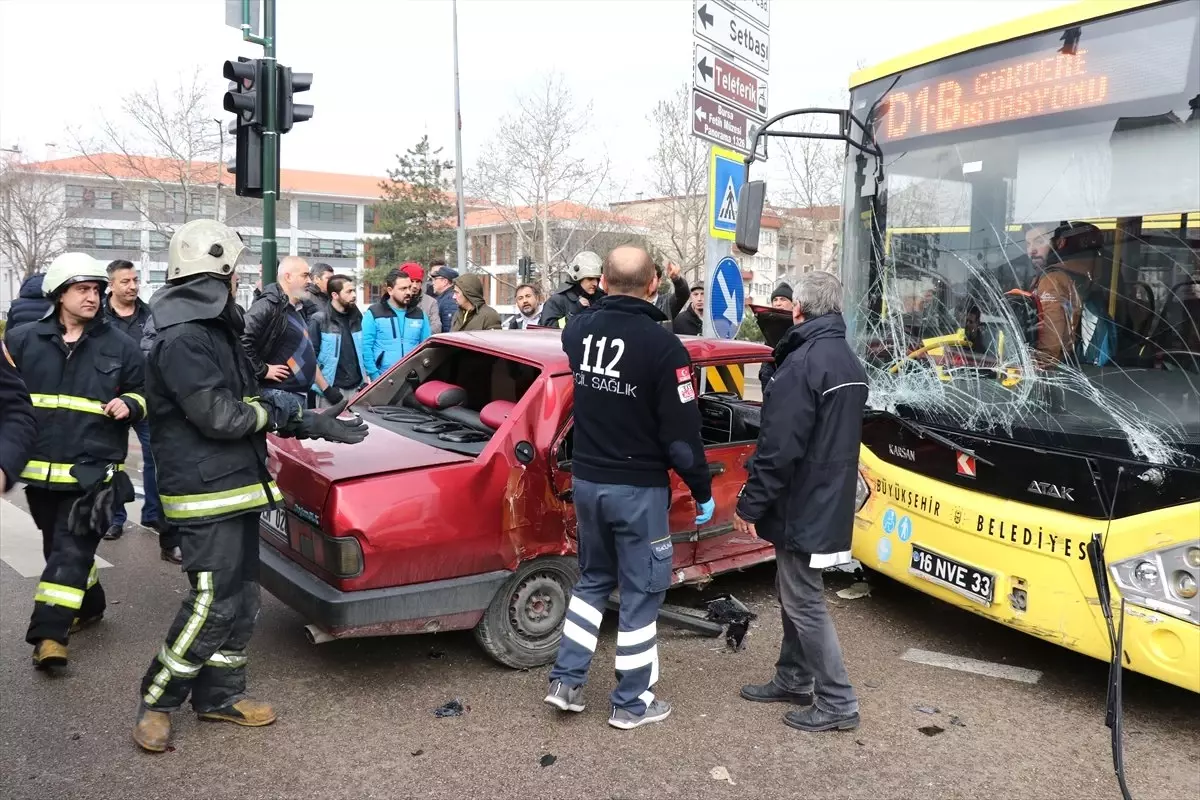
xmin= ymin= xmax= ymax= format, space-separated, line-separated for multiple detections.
xmin=261 ymin=508 xmax=288 ymax=543
xmin=909 ymin=544 xmax=994 ymax=606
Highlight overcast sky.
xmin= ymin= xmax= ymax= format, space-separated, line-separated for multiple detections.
xmin=0 ymin=0 xmax=1069 ymax=199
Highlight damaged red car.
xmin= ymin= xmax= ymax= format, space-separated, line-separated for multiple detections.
xmin=259 ymin=324 xmax=781 ymax=668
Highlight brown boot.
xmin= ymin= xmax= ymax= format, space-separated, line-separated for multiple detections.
xmin=32 ymin=640 xmax=68 ymax=671
xmin=198 ymin=698 xmax=277 ymax=727
xmin=133 ymin=709 xmax=172 ymax=753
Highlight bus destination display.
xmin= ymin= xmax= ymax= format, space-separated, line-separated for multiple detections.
xmin=876 ymin=19 xmax=1196 ymax=143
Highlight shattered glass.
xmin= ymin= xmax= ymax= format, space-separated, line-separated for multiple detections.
xmin=841 ymin=3 xmax=1200 ymax=468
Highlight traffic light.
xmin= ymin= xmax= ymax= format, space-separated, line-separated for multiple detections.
xmin=223 ymin=57 xmax=266 ymax=198
xmin=277 ymin=65 xmax=313 ymax=134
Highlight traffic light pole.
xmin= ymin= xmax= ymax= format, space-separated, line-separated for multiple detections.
xmin=241 ymin=0 xmax=279 ymax=285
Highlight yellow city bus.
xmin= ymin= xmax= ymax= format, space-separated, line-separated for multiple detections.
xmin=742 ymin=0 xmax=1200 ymax=692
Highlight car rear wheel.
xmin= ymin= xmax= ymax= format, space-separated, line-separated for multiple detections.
xmin=474 ymin=556 xmax=580 ymax=669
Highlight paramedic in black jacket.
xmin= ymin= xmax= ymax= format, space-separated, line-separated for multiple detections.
xmin=734 ymin=271 xmax=867 ymax=734
xmin=544 ymin=245 xmax=714 ymax=731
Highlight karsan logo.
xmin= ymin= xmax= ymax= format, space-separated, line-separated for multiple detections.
xmin=1027 ymin=481 xmax=1075 ymax=502
xmin=888 ymin=444 xmax=916 ymax=462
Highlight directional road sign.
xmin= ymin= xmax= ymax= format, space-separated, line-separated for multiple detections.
xmin=709 ymin=146 xmax=744 ymax=240
xmin=693 ymin=0 xmax=770 ymax=76
xmin=710 ymin=256 xmax=745 ymax=339
xmin=692 ymin=90 xmax=756 ymax=156
xmin=726 ymin=0 xmax=770 ymax=30
xmin=694 ymin=43 xmax=767 ymax=120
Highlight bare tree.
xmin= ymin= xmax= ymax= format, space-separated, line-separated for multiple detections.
xmin=69 ymin=67 xmax=222 ymax=237
xmin=0 ymin=159 xmax=70 ymax=279
xmin=777 ymin=114 xmax=844 ymax=275
xmin=468 ymin=73 xmax=616 ymax=279
xmin=646 ymin=83 xmax=708 ymax=281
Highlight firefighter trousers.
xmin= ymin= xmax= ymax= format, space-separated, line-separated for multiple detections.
xmin=25 ymin=488 xmax=106 ymax=646
xmin=139 ymin=513 xmax=261 ymax=713
xmin=549 ymin=480 xmax=672 ymax=714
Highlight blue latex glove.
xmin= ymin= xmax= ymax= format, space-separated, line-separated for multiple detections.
xmin=694 ymin=497 xmax=715 ymax=526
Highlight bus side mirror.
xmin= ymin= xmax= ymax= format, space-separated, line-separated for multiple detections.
xmin=735 ymin=180 xmax=766 ymax=255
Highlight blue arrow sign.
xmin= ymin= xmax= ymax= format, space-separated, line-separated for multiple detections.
xmin=710 ymin=256 xmax=744 ymax=339
xmin=709 ymin=146 xmax=744 ymax=241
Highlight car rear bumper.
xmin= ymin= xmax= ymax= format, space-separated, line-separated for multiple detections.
xmin=258 ymin=539 xmax=513 ymax=633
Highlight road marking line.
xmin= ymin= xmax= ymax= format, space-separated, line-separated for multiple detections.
xmin=1 ymin=497 xmax=114 ymax=578
xmin=901 ymin=647 xmax=1042 ymax=684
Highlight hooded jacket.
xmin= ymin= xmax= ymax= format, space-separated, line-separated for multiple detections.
xmin=146 ymin=276 xmax=289 ymax=524
xmin=736 ymin=313 xmax=868 ymax=564
xmin=539 ymin=282 xmax=603 ymax=328
xmin=361 ymin=297 xmax=431 ymax=381
xmin=5 ymin=274 xmax=51 ymax=337
xmin=6 ymin=312 xmax=146 ymax=492
xmin=450 ymin=274 xmax=502 ymax=332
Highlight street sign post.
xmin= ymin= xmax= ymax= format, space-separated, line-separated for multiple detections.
xmin=709 ymin=256 xmax=746 ymax=339
xmin=692 ymin=90 xmax=755 ymax=156
xmin=725 ymin=0 xmax=770 ymax=29
xmin=693 ymin=0 xmax=770 ymax=76
xmin=709 ymin=146 xmax=744 ymax=241
xmin=693 ymin=43 xmax=767 ymax=120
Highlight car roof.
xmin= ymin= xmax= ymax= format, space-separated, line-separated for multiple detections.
xmin=432 ymin=328 xmax=772 ymax=373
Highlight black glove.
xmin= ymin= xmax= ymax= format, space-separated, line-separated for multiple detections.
xmin=67 ymin=466 xmax=134 ymax=540
xmin=292 ymin=397 xmax=369 ymax=444
xmin=322 ymin=386 xmax=345 ymax=405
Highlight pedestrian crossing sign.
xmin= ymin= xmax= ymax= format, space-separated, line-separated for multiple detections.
xmin=709 ymin=146 xmax=744 ymax=241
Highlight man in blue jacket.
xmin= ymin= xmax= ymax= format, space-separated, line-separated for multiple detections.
xmin=309 ymin=274 xmax=368 ymax=402
xmin=427 ymin=261 xmax=459 ymax=334
xmin=362 ymin=268 xmax=431 ymax=382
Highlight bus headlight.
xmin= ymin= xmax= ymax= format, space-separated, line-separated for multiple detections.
xmin=854 ymin=470 xmax=870 ymax=513
xmin=1110 ymin=543 xmax=1200 ymax=623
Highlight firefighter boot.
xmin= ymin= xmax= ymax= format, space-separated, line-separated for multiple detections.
xmin=198 ymin=699 xmax=277 ymax=727
xmin=70 ymin=614 xmax=104 ymax=634
xmin=32 ymin=640 xmax=68 ymax=671
xmin=133 ymin=709 xmax=171 ymax=753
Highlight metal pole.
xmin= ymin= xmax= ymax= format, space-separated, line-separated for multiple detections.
xmin=451 ymin=0 xmax=468 ymax=275
xmin=213 ymin=119 xmax=224 ymax=221
xmin=260 ymin=0 xmax=279 ymax=285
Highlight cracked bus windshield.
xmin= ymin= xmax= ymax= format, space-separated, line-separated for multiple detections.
xmin=844 ymin=0 xmax=1200 ymax=466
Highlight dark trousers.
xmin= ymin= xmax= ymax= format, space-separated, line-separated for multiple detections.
xmin=25 ymin=488 xmax=106 ymax=645
xmin=549 ymin=479 xmax=671 ymax=713
xmin=139 ymin=513 xmax=261 ymax=713
xmin=773 ymin=548 xmax=858 ymax=715
xmin=113 ymin=420 xmax=163 ymax=526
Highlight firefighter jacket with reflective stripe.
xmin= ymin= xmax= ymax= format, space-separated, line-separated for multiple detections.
xmin=147 ymin=277 xmax=282 ymax=524
xmin=5 ymin=315 xmax=145 ymax=491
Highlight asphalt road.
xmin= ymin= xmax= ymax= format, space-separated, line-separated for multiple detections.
xmin=2 ymin=483 xmax=1197 ymax=800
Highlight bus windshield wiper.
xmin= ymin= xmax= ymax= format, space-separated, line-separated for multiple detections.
xmin=872 ymin=409 xmax=996 ymax=467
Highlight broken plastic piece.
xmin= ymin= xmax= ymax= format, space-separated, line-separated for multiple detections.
xmin=705 ymin=595 xmax=758 ymax=651
xmin=949 ymin=715 xmax=966 ymax=727
xmin=434 ymin=699 xmax=465 ymax=717
xmin=540 ymin=754 xmax=557 ymax=768
xmin=914 ymin=705 xmax=940 ymax=715
xmin=411 ymin=749 xmax=424 ymax=757
xmin=836 ymin=582 xmax=871 ymax=600
xmin=918 ymin=725 xmax=945 ymax=737
xmin=709 ymin=766 xmax=736 ymax=786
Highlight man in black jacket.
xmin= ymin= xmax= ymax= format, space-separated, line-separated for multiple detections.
xmin=7 ymin=252 xmax=146 ymax=671
xmin=654 ymin=261 xmax=691 ymax=320
xmin=733 ymin=270 xmax=867 ymax=733
xmin=544 ymin=246 xmax=714 ymax=731
xmin=305 ymin=261 xmax=334 ymax=319
xmin=672 ymin=279 xmax=705 ymax=336
xmin=4 ymin=273 xmax=51 ymax=337
xmin=0 ymin=339 xmax=36 ymax=494
xmin=133 ymin=219 xmax=368 ymax=753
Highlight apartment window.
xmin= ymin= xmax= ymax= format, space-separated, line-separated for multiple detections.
xmin=495 ymin=233 xmax=514 ymax=265
xmin=245 ymin=235 xmax=264 ymax=255
xmin=298 ymin=201 xmax=355 ymax=226
xmin=66 ymin=185 xmax=122 ymax=210
xmin=149 ymin=232 xmax=169 ymax=252
xmin=363 ymin=205 xmax=381 ymax=233
xmin=296 ymin=238 xmax=357 ymax=259
xmin=470 ymin=235 xmax=490 ymax=267
xmin=803 ymin=242 xmax=814 ymax=255
xmin=68 ymin=228 xmax=135 ymax=250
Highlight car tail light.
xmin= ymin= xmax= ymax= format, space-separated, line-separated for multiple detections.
xmin=1110 ymin=543 xmax=1200 ymax=623
xmin=854 ymin=469 xmax=870 ymax=513
xmin=291 ymin=520 xmax=363 ymax=579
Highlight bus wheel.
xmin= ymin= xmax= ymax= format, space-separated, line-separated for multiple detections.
xmin=474 ymin=556 xmax=580 ymax=669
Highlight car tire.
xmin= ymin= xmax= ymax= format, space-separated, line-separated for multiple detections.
xmin=474 ymin=556 xmax=581 ymax=669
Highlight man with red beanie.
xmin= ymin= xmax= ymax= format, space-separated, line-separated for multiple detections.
xmin=400 ymin=263 xmax=442 ymax=334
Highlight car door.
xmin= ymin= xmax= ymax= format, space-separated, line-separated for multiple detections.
xmin=549 ymin=419 xmax=697 ymax=570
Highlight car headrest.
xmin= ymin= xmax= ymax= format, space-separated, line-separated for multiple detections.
xmin=480 ymin=400 xmax=516 ymax=431
xmin=414 ymin=380 xmax=467 ymax=410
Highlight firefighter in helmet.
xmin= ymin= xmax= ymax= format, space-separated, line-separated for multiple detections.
xmin=6 ymin=252 xmax=146 ymax=671
xmin=539 ymin=251 xmax=605 ymax=328
xmin=133 ymin=219 xmax=369 ymax=753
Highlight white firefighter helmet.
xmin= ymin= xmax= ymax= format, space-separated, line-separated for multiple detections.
xmin=565 ymin=251 xmax=603 ymax=283
xmin=42 ymin=252 xmax=108 ymax=297
xmin=167 ymin=218 xmax=245 ymax=282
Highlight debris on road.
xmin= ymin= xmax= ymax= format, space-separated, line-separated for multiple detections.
xmin=824 ymin=559 xmax=863 ymax=577
xmin=709 ymin=766 xmax=736 ymax=786
xmin=540 ymin=754 xmax=557 ymax=768
xmin=434 ymin=699 xmax=466 ymax=717
xmin=411 ymin=749 xmax=424 ymax=757
xmin=836 ymin=582 xmax=871 ymax=600
xmin=705 ymin=595 xmax=758 ymax=651
xmin=914 ymin=705 xmax=940 ymax=715
xmin=863 ymin=680 xmax=881 ymax=689
xmin=949 ymin=715 xmax=966 ymax=727
xmin=918 ymin=725 xmax=945 ymax=737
